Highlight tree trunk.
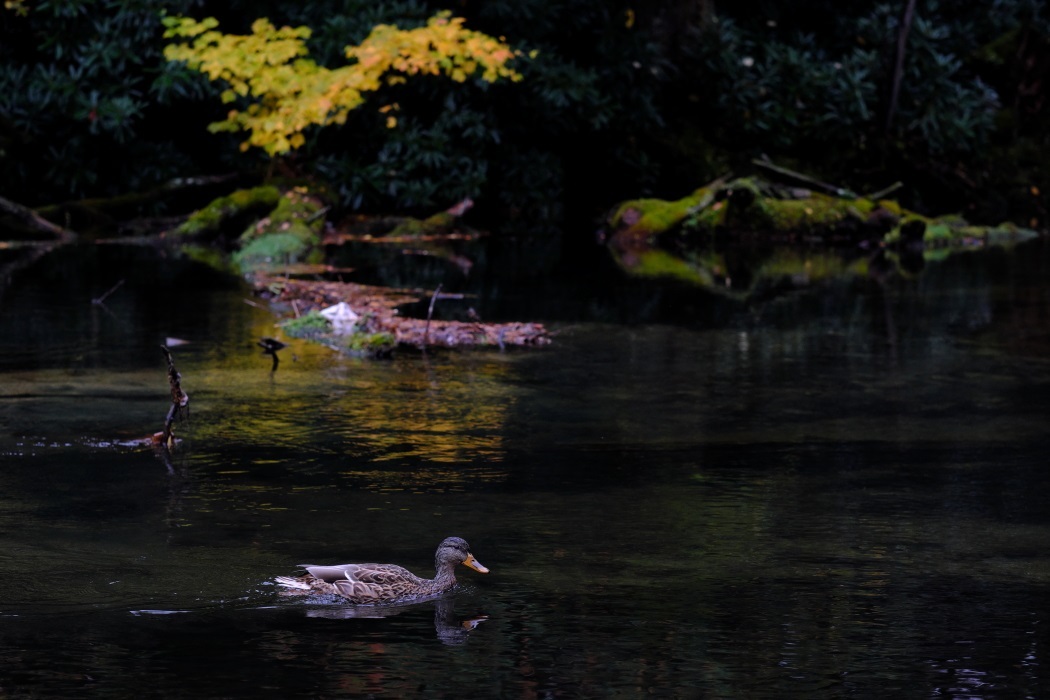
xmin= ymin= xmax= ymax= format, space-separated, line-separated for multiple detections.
xmin=885 ymin=0 xmax=918 ymax=134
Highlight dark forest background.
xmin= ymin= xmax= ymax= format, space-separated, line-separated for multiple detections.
xmin=2 ymin=0 xmax=1048 ymax=230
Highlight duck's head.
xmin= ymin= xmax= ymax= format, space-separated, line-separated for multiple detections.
xmin=437 ymin=536 xmax=489 ymax=574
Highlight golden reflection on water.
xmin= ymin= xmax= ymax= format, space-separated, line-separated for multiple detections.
xmin=313 ymin=364 xmax=514 ymax=467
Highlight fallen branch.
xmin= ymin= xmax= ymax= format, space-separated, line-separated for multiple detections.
xmin=0 ymin=193 xmax=76 ymax=240
xmin=865 ymin=181 xmax=904 ymax=201
xmin=751 ymin=159 xmax=856 ymax=198
xmin=158 ymin=345 xmax=189 ymax=451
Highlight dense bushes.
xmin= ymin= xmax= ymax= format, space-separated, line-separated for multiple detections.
xmin=673 ymin=0 xmax=1049 ymax=214
xmin=0 ymin=0 xmax=227 ymax=206
xmin=1 ymin=0 xmax=1046 ymax=223
xmin=688 ymin=2 xmax=1016 ymax=155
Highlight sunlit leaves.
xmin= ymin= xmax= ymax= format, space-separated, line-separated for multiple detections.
xmin=162 ymin=11 xmax=525 ymax=157
xmin=4 ymin=0 xmax=29 ymax=16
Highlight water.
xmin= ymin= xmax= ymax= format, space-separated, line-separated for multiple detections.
xmin=0 ymin=237 xmax=1048 ymax=697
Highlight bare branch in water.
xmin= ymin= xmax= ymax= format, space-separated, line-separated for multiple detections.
xmin=159 ymin=345 xmax=189 ymax=451
xmin=92 ymin=279 xmax=125 ymax=305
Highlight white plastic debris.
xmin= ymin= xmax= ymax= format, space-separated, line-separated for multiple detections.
xmin=319 ymin=302 xmax=360 ymax=334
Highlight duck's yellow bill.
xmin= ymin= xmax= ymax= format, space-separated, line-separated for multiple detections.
xmin=462 ymin=552 xmax=489 ymax=573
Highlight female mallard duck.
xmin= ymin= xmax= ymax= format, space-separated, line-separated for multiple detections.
xmin=275 ymin=536 xmax=488 ymax=604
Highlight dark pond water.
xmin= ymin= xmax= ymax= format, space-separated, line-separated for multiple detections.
xmin=1 ymin=236 xmax=1049 ymax=698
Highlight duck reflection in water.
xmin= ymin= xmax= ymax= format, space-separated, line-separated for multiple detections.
xmin=301 ymin=598 xmax=489 ymax=646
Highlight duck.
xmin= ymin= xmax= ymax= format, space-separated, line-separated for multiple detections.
xmin=275 ymin=536 xmax=489 ymax=604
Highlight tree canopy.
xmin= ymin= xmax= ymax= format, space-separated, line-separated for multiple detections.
xmin=162 ymin=12 xmax=525 ymax=156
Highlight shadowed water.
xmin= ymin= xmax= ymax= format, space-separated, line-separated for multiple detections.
xmin=0 ymin=239 xmax=1048 ymax=697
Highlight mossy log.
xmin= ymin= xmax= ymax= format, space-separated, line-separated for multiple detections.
xmin=167 ymin=184 xmax=328 ymax=273
xmin=169 ymin=185 xmax=282 ymax=240
xmin=606 ymin=175 xmax=1038 ymax=247
xmin=605 ymin=178 xmax=724 ymax=242
xmin=232 ymin=187 xmax=326 ymax=271
xmin=605 ymin=173 xmax=1041 ymax=296
xmin=386 ymin=198 xmax=475 ymax=238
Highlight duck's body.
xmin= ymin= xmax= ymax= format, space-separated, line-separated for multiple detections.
xmin=275 ymin=536 xmax=488 ymax=605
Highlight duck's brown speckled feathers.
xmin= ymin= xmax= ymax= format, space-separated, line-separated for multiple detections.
xmin=275 ymin=536 xmax=488 ymax=604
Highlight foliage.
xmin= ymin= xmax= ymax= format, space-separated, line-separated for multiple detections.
xmin=685 ymin=0 xmax=1048 ymax=161
xmin=313 ymin=99 xmax=495 ymax=210
xmin=164 ymin=0 xmax=664 ymax=214
xmin=2 ymin=0 xmax=1046 ymax=225
xmin=0 ymin=0 xmax=217 ymax=205
xmin=0 ymin=0 xmax=665 ymax=217
xmin=162 ymin=11 xmax=524 ymax=156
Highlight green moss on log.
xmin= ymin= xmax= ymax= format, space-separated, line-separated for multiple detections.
xmin=607 ymin=181 xmax=722 ymax=240
xmin=233 ymin=188 xmax=325 ymax=271
xmin=173 ymin=185 xmax=281 ymax=239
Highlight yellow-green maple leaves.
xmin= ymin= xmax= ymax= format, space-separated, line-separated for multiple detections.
xmin=163 ymin=12 xmax=525 ymax=156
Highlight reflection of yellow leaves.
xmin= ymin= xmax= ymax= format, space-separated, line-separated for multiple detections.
xmin=164 ymin=11 xmax=526 ymax=156
xmin=385 ymin=116 xmax=397 ymax=129
xmin=346 ymin=374 xmax=513 ymax=466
